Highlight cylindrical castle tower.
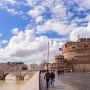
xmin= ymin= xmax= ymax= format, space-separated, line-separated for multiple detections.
xmin=62 ymin=38 xmax=90 ymax=60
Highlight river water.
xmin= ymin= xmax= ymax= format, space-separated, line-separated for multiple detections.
xmin=0 ymin=80 xmax=27 ymax=90
xmin=0 ymin=73 xmax=30 ymax=90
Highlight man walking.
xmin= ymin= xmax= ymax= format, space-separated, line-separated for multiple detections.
xmin=44 ymin=70 xmax=51 ymax=88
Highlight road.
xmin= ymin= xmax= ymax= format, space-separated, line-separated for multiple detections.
xmin=56 ymin=72 xmax=90 ymax=90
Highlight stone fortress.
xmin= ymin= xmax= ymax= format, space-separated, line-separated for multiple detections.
xmin=47 ymin=38 xmax=90 ymax=72
xmin=62 ymin=38 xmax=90 ymax=60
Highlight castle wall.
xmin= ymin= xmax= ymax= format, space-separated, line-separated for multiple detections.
xmin=73 ymin=64 xmax=90 ymax=72
xmin=63 ymin=49 xmax=90 ymax=60
xmin=62 ymin=38 xmax=90 ymax=60
xmin=61 ymin=38 xmax=90 ymax=72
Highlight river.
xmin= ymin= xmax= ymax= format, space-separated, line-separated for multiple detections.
xmin=0 ymin=80 xmax=27 ymax=90
xmin=0 ymin=73 xmax=29 ymax=90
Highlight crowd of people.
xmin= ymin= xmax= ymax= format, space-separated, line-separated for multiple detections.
xmin=57 ymin=69 xmax=64 ymax=75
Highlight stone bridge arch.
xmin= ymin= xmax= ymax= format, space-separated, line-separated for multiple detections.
xmin=3 ymin=73 xmax=10 ymax=80
xmin=0 ymin=70 xmax=37 ymax=80
xmin=22 ymin=73 xmax=30 ymax=80
xmin=3 ymin=73 xmax=16 ymax=80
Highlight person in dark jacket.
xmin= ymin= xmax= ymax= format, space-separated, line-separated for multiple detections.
xmin=44 ymin=70 xmax=51 ymax=88
xmin=50 ymin=71 xmax=55 ymax=87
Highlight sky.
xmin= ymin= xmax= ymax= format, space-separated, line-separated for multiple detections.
xmin=0 ymin=0 xmax=90 ymax=64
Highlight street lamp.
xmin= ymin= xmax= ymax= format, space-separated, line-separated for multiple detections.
xmin=46 ymin=40 xmax=62 ymax=70
xmin=47 ymin=40 xmax=53 ymax=70
xmin=47 ymin=41 xmax=49 ymax=70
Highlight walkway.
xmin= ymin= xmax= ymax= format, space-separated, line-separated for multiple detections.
xmin=40 ymin=73 xmax=74 ymax=90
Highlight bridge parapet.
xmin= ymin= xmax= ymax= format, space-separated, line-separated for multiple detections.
xmin=20 ymin=71 xmax=40 ymax=90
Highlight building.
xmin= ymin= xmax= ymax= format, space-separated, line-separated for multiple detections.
xmin=62 ymin=38 xmax=90 ymax=72
xmin=44 ymin=55 xmax=72 ymax=72
xmin=46 ymin=38 xmax=90 ymax=72
xmin=28 ymin=64 xmax=40 ymax=71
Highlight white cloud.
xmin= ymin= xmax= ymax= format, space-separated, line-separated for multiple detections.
xmin=11 ymin=28 xmax=19 ymax=35
xmin=36 ymin=19 xmax=75 ymax=35
xmin=70 ymin=22 xmax=90 ymax=41
xmin=0 ymin=0 xmax=25 ymax=19
xmin=0 ymin=33 xmax=8 ymax=47
xmin=51 ymin=3 xmax=66 ymax=20
xmin=81 ymin=0 xmax=90 ymax=9
xmin=26 ymin=0 xmax=37 ymax=6
xmin=86 ymin=22 xmax=90 ymax=31
xmin=36 ymin=16 xmax=43 ymax=23
xmin=26 ymin=0 xmax=67 ymax=21
xmin=70 ymin=27 xmax=86 ymax=41
xmin=6 ymin=8 xmax=23 ymax=15
xmin=27 ymin=6 xmax=44 ymax=18
xmin=0 ymin=0 xmax=17 ymax=6
xmin=67 ymin=12 xmax=74 ymax=19
xmin=85 ymin=15 xmax=90 ymax=22
xmin=1 ymin=0 xmax=90 ymax=64
xmin=0 ymin=29 xmax=64 ymax=63
xmin=5 ymin=0 xmax=17 ymax=5
xmin=27 ymin=8 xmax=39 ymax=17
xmin=0 ymin=40 xmax=8 ymax=44
xmin=0 ymin=33 xmax=3 ymax=37
xmin=0 ymin=0 xmax=17 ymax=9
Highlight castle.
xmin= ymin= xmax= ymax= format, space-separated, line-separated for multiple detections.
xmin=45 ymin=38 xmax=90 ymax=72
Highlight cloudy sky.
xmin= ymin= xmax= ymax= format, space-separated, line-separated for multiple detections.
xmin=0 ymin=0 xmax=90 ymax=64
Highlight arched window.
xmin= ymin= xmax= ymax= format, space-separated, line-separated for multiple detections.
xmin=65 ymin=44 xmax=67 ymax=48
xmin=84 ymin=45 xmax=88 ymax=47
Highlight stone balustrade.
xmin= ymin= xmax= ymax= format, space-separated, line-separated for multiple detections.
xmin=20 ymin=71 xmax=40 ymax=90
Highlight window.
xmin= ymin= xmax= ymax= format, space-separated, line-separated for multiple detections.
xmin=78 ymin=46 xmax=81 ymax=47
xmin=72 ymin=47 xmax=75 ymax=49
xmin=65 ymin=44 xmax=67 ymax=48
xmin=84 ymin=45 xmax=88 ymax=47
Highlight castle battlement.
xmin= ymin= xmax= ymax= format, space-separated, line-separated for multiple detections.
xmin=77 ymin=38 xmax=90 ymax=42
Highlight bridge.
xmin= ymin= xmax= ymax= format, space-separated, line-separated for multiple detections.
xmin=0 ymin=70 xmax=37 ymax=80
xmin=20 ymin=71 xmax=90 ymax=90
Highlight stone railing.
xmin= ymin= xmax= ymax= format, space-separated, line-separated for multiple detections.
xmin=20 ymin=71 xmax=40 ymax=90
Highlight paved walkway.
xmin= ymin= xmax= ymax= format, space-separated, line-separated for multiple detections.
xmin=40 ymin=74 xmax=74 ymax=90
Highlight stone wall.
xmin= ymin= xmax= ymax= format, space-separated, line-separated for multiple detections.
xmin=62 ymin=41 xmax=90 ymax=59
xmin=20 ymin=71 xmax=40 ymax=90
xmin=73 ymin=64 xmax=90 ymax=72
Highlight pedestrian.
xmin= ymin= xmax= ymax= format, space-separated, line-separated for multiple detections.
xmin=57 ymin=70 xmax=60 ymax=75
xmin=82 ymin=69 xmax=84 ymax=74
xmin=44 ymin=70 xmax=51 ymax=88
xmin=50 ymin=71 xmax=55 ymax=87
xmin=40 ymin=70 xmax=41 ymax=74
xmin=61 ymin=69 xmax=64 ymax=75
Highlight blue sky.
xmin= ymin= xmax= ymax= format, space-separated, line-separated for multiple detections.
xmin=0 ymin=0 xmax=90 ymax=64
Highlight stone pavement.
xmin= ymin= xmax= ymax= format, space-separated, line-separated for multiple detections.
xmin=40 ymin=73 xmax=74 ymax=90
xmin=56 ymin=73 xmax=90 ymax=90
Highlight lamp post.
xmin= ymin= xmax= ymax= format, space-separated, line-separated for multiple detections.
xmin=46 ymin=40 xmax=54 ymax=71
xmin=47 ymin=41 xmax=49 ymax=71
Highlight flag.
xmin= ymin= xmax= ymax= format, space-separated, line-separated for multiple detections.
xmin=59 ymin=48 xmax=62 ymax=51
